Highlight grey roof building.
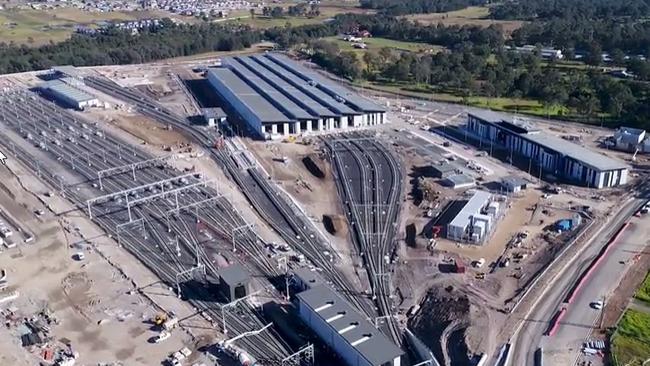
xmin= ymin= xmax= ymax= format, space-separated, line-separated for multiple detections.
xmin=218 ymin=264 xmax=251 ymax=302
xmin=205 ymin=53 xmax=387 ymax=139
xmin=467 ymin=111 xmax=629 ymax=188
xmin=447 ymin=190 xmax=492 ymax=242
xmin=291 ymin=267 xmax=324 ymax=292
xmin=443 ymin=173 xmax=475 ymax=189
xmin=40 ymin=79 xmax=99 ymax=110
xmin=202 ymin=107 xmax=227 ymax=127
xmin=296 ymin=285 xmax=403 ymax=366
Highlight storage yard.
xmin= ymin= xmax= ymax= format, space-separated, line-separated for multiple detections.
xmin=0 ymin=52 xmax=644 ymax=366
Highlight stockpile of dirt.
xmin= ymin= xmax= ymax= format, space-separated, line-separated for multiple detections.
xmin=323 ymin=214 xmax=348 ymax=238
xmin=302 ymin=155 xmax=326 ymax=179
xmin=409 ymin=289 xmax=472 ymax=366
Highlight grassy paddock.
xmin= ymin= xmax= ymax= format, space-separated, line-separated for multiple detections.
xmin=611 ymin=309 xmax=650 ymax=366
xmin=636 ymin=272 xmax=650 ymax=305
xmin=322 ymin=36 xmax=443 ymax=53
xmin=357 ymin=81 xmax=573 ymax=118
xmin=0 ymin=8 xmax=169 ymax=45
xmin=404 ymin=6 xmax=525 ymax=36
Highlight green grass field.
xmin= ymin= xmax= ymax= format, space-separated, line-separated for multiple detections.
xmin=356 ymin=81 xmax=572 ymax=117
xmin=0 ymin=8 xmax=171 ymax=45
xmin=404 ymin=6 xmax=525 ymax=36
xmin=322 ymin=36 xmax=443 ymax=53
xmin=636 ymin=272 xmax=650 ymax=305
xmin=232 ymin=3 xmax=372 ymax=29
xmin=611 ymin=309 xmax=650 ymax=366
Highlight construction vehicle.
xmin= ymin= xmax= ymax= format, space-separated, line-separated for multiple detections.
xmin=153 ymin=313 xmax=179 ymax=330
xmin=153 ymin=313 xmax=167 ymax=326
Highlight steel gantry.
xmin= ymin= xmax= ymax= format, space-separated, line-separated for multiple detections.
xmin=126 ymin=179 xmax=218 ymax=221
xmin=231 ymin=223 xmax=255 ymax=253
xmin=85 ymin=172 xmax=197 ymax=219
xmin=96 ymin=154 xmax=176 ymax=190
xmin=220 ymin=290 xmax=262 ymax=336
xmin=116 ymin=218 xmax=146 ymax=247
xmin=282 ymin=344 xmax=314 ymax=366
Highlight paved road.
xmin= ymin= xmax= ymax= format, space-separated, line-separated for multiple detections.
xmin=509 ymin=197 xmax=645 ymax=366
xmin=542 ymin=214 xmax=650 ymax=365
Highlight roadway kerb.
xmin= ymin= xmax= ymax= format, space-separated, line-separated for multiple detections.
xmin=505 ymin=197 xmax=638 ymax=365
xmin=564 ymin=221 xmax=631 ymax=304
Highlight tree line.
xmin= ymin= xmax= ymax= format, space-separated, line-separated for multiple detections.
xmin=489 ymin=0 xmax=650 ymax=20
xmin=1 ymin=10 xmax=649 ymax=127
xmin=0 ymin=19 xmax=263 ymax=74
xmin=359 ymin=0 xmax=486 ymax=15
xmin=260 ymin=3 xmax=321 ymax=18
xmin=303 ymin=13 xmax=650 ymax=128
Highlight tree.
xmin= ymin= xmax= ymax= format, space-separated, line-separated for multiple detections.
xmin=603 ymin=81 xmax=635 ymax=117
xmin=610 ymin=48 xmax=625 ymax=65
xmin=414 ymin=57 xmax=431 ymax=84
xmin=585 ymin=43 xmax=603 ymax=66
xmin=363 ymin=50 xmax=382 ymax=75
xmin=569 ymin=88 xmax=601 ymax=119
xmin=270 ymin=6 xmax=284 ymax=18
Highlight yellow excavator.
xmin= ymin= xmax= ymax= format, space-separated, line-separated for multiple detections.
xmin=152 ymin=313 xmax=179 ymax=330
xmin=153 ymin=313 xmax=167 ymax=326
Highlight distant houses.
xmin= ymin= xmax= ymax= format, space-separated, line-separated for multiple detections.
xmin=76 ymin=18 xmax=163 ymax=35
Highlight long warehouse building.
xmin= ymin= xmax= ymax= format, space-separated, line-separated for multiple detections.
xmin=297 ymin=284 xmax=403 ymax=366
xmin=207 ymin=53 xmax=387 ymax=138
xmin=467 ymin=111 xmax=629 ymax=188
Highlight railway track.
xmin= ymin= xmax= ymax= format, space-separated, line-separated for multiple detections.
xmin=0 ymin=90 xmax=290 ymax=364
xmin=83 ymin=75 xmax=376 ymax=318
xmin=323 ymin=133 xmax=404 ymax=345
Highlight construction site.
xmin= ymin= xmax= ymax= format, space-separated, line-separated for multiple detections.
xmin=0 ymin=52 xmax=644 ymax=366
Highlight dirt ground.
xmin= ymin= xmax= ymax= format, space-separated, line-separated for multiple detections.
xmin=246 ymin=139 xmax=354 ymax=258
xmin=0 ymin=158 xmax=211 ymax=366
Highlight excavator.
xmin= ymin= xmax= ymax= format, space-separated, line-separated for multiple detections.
xmin=152 ymin=313 xmax=167 ymax=327
xmin=152 ymin=313 xmax=179 ymax=330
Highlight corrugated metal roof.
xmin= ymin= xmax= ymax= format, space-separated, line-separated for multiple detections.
xmin=41 ymin=80 xmax=95 ymax=103
xmin=525 ymin=133 xmax=628 ymax=171
xmin=297 ymin=285 xmax=403 ymax=366
xmin=445 ymin=173 xmax=475 ymax=187
xmin=448 ymin=190 xmax=491 ymax=229
xmin=255 ymin=55 xmax=359 ymax=115
xmin=265 ymin=53 xmax=385 ymax=113
xmin=207 ymin=68 xmax=293 ymax=123
xmin=469 ymin=111 xmax=628 ymax=172
xmin=223 ymin=57 xmax=316 ymax=120
xmin=234 ymin=56 xmax=339 ymax=118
